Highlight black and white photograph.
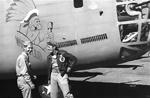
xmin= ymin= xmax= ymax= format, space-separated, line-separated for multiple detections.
xmin=0 ymin=0 xmax=150 ymax=98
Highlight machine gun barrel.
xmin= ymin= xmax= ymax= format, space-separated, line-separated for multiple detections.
xmin=132 ymin=1 xmax=150 ymax=9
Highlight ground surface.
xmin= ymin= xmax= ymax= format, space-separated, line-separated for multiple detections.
xmin=1 ymin=53 xmax=150 ymax=98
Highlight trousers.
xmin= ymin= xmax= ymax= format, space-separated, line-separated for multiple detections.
xmin=51 ymin=72 xmax=70 ymax=98
xmin=17 ymin=76 xmax=33 ymax=98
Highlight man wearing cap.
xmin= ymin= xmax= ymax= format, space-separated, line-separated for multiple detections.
xmin=16 ymin=41 xmax=36 ymax=98
xmin=47 ymin=42 xmax=78 ymax=98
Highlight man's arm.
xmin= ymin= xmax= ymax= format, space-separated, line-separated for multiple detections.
xmin=63 ymin=51 xmax=78 ymax=73
xmin=19 ymin=56 xmax=35 ymax=89
xmin=47 ymin=54 xmax=52 ymax=83
xmin=28 ymin=63 xmax=37 ymax=80
xmin=19 ymin=56 xmax=28 ymax=75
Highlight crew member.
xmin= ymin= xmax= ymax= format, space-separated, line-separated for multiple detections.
xmin=16 ymin=41 xmax=36 ymax=98
xmin=47 ymin=41 xmax=78 ymax=98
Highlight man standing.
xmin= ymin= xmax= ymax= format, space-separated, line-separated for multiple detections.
xmin=16 ymin=41 xmax=36 ymax=98
xmin=47 ymin=42 xmax=78 ymax=98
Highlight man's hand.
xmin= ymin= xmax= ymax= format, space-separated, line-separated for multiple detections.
xmin=31 ymin=84 xmax=35 ymax=89
xmin=66 ymin=67 xmax=71 ymax=73
xmin=28 ymin=81 xmax=35 ymax=89
xmin=48 ymin=80 xmax=51 ymax=84
xmin=33 ymin=75 xmax=37 ymax=80
xmin=62 ymin=74 xmax=68 ymax=79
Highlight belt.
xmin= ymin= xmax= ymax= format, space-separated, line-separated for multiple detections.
xmin=52 ymin=67 xmax=60 ymax=73
xmin=17 ymin=74 xmax=28 ymax=77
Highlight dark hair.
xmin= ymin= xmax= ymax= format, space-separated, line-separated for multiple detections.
xmin=50 ymin=48 xmax=59 ymax=56
xmin=47 ymin=42 xmax=57 ymax=47
xmin=23 ymin=41 xmax=32 ymax=48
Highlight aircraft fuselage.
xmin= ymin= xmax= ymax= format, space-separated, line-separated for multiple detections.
xmin=1 ymin=0 xmax=150 ymax=79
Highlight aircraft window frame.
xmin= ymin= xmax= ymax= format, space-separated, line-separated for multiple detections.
xmin=116 ymin=1 xmax=150 ymax=21
xmin=119 ymin=23 xmax=138 ymax=43
xmin=140 ymin=22 xmax=150 ymax=41
xmin=117 ymin=4 xmax=138 ymax=22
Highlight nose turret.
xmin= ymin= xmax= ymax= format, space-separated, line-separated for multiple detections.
xmin=116 ymin=0 xmax=150 ymax=61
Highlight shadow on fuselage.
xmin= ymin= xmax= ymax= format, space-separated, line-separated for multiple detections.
xmin=73 ymin=59 xmax=142 ymax=72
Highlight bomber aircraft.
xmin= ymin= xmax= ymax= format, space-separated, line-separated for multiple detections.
xmin=1 ymin=0 xmax=150 ymax=97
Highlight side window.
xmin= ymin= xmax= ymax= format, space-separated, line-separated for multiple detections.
xmin=140 ymin=22 xmax=150 ymax=41
xmin=119 ymin=23 xmax=138 ymax=43
xmin=141 ymin=4 xmax=150 ymax=19
xmin=74 ymin=0 xmax=83 ymax=8
xmin=117 ymin=4 xmax=138 ymax=22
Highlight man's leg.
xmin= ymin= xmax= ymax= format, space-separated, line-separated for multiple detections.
xmin=58 ymin=74 xmax=70 ymax=98
xmin=17 ymin=77 xmax=32 ymax=98
xmin=21 ymin=84 xmax=32 ymax=98
xmin=51 ymin=73 xmax=59 ymax=98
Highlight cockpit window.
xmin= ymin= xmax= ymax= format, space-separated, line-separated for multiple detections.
xmin=117 ymin=4 xmax=138 ymax=22
xmin=74 ymin=0 xmax=83 ymax=8
xmin=119 ymin=23 xmax=138 ymax=43
xmin=116 ymin=0 xmax=150 ymax=43
xmin=141 ymin=4 xmax=150 ymax=19
xmin=140 ymin=22 xmax=150 ymax=41
xmin=117 ymin=2 xmax=150 ymax=21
